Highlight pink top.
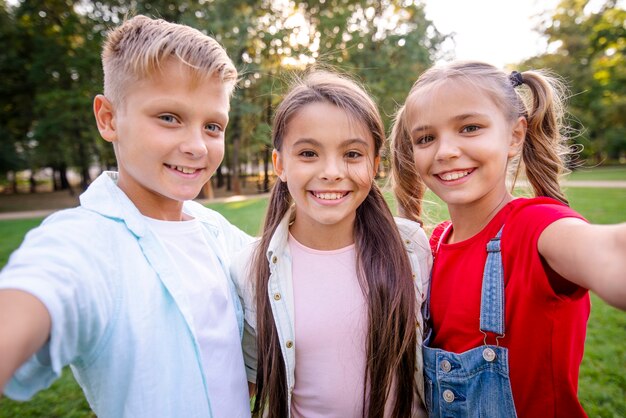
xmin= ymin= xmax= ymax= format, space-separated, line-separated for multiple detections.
xmin=289 ymin=234 xmax=368 ymax=418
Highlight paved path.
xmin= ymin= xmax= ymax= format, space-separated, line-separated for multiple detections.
xmin=0 ymin=182 xmax=623 ymax=221
xmin=0 ymin=193 xmax=271 ymax=221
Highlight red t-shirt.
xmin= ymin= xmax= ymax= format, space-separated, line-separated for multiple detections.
xmin=429 ymin=197 xmax=590 ymax=418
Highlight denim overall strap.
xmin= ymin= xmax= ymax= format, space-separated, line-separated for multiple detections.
xmin=480 ymin=226 xmax=505 ymax=337
xmin=422 ymin=225 xmax=517 ymax=417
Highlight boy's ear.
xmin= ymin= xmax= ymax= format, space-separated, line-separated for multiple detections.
xmin=508 ymin=116 xmax=527 ymax=158
xmin=272 ymin=149 xmax=287 ymax=182
xmin=94 ymin=95 xmax=117 ymax=143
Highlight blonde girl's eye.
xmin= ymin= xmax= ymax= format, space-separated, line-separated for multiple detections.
xmin=461 ymin=125 xmax=480 ymax=134
xmin=413 ymin=134 xmax=434 ymax=146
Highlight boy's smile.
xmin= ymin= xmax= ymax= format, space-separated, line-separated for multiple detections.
xmin=95 ymin=58 xmax=230 ymax=220
xmin=273 ymin=101 xmax=379 ymax=250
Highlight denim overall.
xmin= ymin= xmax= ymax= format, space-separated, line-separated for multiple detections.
xmin=422 ymin=227 xmax=517 ymax=417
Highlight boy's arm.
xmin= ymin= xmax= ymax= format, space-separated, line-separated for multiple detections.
xmin=538 ymin=218 xmax=626 ymax=310
xmin=0 ymin=290 xmax=51 ymax=393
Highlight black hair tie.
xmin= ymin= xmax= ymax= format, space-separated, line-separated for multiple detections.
xmin=510 ymin=71 xmax=524 ymax=87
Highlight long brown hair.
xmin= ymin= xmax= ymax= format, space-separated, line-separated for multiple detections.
xmin=390 ymin=61 xmax=571 ymax=222
xmin=252 ymin=70 xmax=418 ymax=417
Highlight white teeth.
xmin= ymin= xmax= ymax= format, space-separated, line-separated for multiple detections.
xmin=314 ymin=192 xmax=344 ymax=200
xmin=439 ymin=170 xmax=471 ymax=181
xmin=170 ymin=165 xmax=197 ymax=174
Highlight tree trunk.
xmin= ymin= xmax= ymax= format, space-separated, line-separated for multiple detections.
xmin=231 ymin=137 xmax=241 ymax=195
xmin=29 ymin=171 xmax=36 ymax=193
xmin=216 ymin=164 xmax=224 ymax=188
xmin=200 ymin=179 xmax=214 ymax=200
xmin=230 ymin=113 xmax=242 ymax=195
xmin=59 ymin=164 xmax=74 ymax=196
xmin=52 ymin=167 xmax=60 ymax=190
xmin=9 ymin=171 xmax=17 ymax=194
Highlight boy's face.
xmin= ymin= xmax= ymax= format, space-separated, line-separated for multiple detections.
xmin=95 ymin=59 xmax=230 ymax=220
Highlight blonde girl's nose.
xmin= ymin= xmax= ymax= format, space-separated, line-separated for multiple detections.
xmin=435 ymin=135 xmax=461 ymax=161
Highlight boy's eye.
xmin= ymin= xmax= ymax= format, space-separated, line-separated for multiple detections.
xmin=158 ymin=114 xmax=178 ymax=124
xmin=205 ymin=123 xmax=222 ymax=133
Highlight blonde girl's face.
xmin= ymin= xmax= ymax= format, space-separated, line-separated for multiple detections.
xmin=405 ymin=80 xmax=525 ymax=215
xmin=273 ymin=101 xmax=380 ymax=249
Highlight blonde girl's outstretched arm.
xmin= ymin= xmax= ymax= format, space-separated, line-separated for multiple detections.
xmin=538 ymin=218 xmax=626 ymax=310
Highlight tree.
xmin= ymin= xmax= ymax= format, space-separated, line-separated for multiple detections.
xmin=523 ymin=0 xmax=626 ymax=161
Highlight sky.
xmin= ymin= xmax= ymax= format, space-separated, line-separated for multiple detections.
xmin=422 ymin=0 xmax=560 ymax=68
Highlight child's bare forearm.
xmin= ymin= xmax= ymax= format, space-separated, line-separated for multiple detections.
xmin=0 ymin=290 xmax=51 ymax=393
xmin=540 ymin=220 xmax=626 ymax=310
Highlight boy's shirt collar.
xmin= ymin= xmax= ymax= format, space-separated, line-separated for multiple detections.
xmin=79 ymin=171 xmax=219 ymax=238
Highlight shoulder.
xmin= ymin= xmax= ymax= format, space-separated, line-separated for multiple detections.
xmin=509 ymin=197 xmax=584 ymax=220
xmin=429 ymin=220 xmax=452 ymax=255
xmin=394 ymin=217 xmax=431 ymax=256
xmin=25 ymin=207 xmax=121 ymax=250
xmin=184 ymin=200 xmax=253 ymax=245
xmin=504 ymin=197 xmax=586 ymax=240
xmin=394 ymin=217 xmax=429 ymax=245
xmin=230 ymin=238 xmax=261 ymax=292
xmin=394 ymin=217 xmax=433 ymax=295
xmin=184 ymin=200 xmax=231 ymax=228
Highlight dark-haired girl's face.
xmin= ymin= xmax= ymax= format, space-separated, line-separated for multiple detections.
xmin=273 ymin=101 xmax=379 ymax=250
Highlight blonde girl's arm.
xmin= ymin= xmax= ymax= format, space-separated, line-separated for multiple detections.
xmin=0 ymin=289 xmax=51 ymax=394
xmin=538 ymin=218 xmax=626 ymax=310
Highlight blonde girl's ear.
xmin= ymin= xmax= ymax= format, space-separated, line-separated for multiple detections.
xmin=508 ymin=116 xmax=527 ymax=158
xmin=94 ymin=95 xmax=117 ymax=143
xmin=272 ymin=149 xmax=287 ymax=182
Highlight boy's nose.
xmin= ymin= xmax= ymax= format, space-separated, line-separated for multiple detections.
xmin=180 ymin=130 xmax=209 ymax=158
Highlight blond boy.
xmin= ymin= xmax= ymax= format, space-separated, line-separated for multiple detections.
xmin=0 ymin=15 xmax=252 ymax=417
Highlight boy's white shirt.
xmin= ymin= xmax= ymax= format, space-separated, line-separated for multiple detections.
xmin=0 ymin=171 xmax=253 ymax=418
xmin=144 ymin=215 xmax=250 ymax=417
xmin=230 ymin=206 xmax=432 ymax=417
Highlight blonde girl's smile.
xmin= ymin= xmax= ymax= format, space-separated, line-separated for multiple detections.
xmin=435 ymin=168 xmax=475 ymax=182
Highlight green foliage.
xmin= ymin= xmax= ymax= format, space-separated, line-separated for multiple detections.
xmin=523 ymin=0 xmax=626 ymax=160
xmin=0 ymin=0 xmax=444 ymax=190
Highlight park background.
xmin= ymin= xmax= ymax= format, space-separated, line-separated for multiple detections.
xmin=0 ymin=0 xmax=624 ymax=417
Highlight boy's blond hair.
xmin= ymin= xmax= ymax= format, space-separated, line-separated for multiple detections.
xmin=102 ymin=15 xmax=237 ymax=106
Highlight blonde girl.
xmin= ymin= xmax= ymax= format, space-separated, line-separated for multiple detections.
xmin=390 ymin=60 xmax=626 ymax=418
xmin=231 ymin=71 xmax=432 ymax=417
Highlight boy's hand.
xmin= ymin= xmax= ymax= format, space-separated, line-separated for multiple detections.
xmin=0 ymin=289 xmax=51 ymax=393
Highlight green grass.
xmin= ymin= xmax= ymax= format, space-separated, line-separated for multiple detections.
xmin=1 ymin=188 xmax=625 ymax=417
xmin=567 ymin=165 xmax=626 ymax=181
xmin=0 ymin=219 xmax=43 ymax=267
xmin=206 ymin=197 xmax=269 ymax=236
